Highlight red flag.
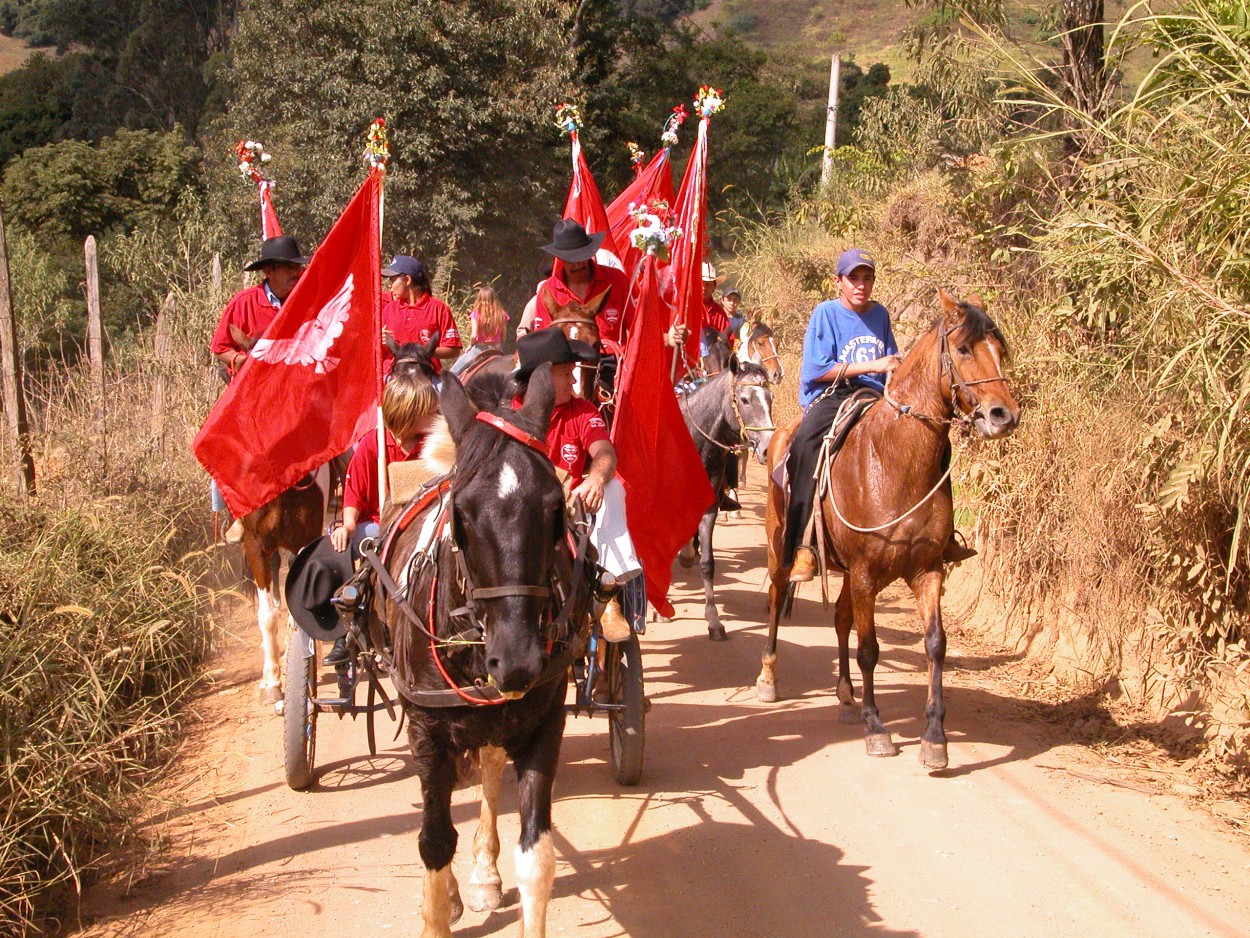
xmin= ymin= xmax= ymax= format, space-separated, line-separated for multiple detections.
xmin=556 ymin=131 xmax=624 ymax=278
xmin=259 ymin=180 xmax=283 ymax=239
xmin=606 ymin=148 xmax=675 ymax=277
xmin=612 ymin=255 xmax=715 ymax=617
xmin=194 ymin=171 xmax=382 ymax=518
xmin=669 ymin=116 xmax=713 ymax=376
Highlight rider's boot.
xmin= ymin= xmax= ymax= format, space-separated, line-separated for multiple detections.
xmin=942 ymin=532 xmax=978 ymax=564
xmin=789 ymin=546 xmax=818 ymax=583
xmin=322 ymin=635 xmax=349 ymax=665
xmin=598 ymin=594 xmax=632 ymax=643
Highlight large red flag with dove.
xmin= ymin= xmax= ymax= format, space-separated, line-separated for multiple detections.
xmin=235 ymin=140 xmax=283 ymax=239
xmin=612 ymin=208 xmax=715 ymax=616
xmin=668 ymin=87 xmax=724 ymax=377
xmin=554 ymin=103 xmax=623 ymax=276
xmin=194 ymin=170 xmax=382 ymax=519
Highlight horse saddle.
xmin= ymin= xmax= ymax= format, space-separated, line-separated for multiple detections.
xmin=769 ymin=389 xmax=880 ymax=494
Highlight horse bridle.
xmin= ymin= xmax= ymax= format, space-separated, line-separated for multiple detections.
xmin=682 ymin=373 xmax=775 ymax=453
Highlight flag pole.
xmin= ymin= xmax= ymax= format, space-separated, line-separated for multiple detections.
xmin=367 ymin=119 xmax=391 ymax=509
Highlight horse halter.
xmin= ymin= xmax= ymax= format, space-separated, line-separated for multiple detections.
xmin=682 ymin=372 xmax=774 ymax=453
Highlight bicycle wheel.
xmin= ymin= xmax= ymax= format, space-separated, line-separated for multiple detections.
xmin=283 ymin=628 xmax=318 ymax=790
xmin=605 ymin=631 xmax=645 ymax=785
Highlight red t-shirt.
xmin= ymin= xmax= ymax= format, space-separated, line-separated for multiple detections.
xmin=532 ymin=263 xmax=629 ymax=345
xmin=546 ymin=398 xmax=610 ymax=488
xmin=209 ymin=284 xmax=280 ymax=373
xmin=703 ymin=297 xmax=730 ymax=335
xmin=381 ymin=293 xmax=462 ymax=375
xmin=343 ymin=428 xmax=427 ymax=523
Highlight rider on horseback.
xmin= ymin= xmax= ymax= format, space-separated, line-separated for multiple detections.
xmin=786 ymin=249 xmax=976 ymax=583
xmin=380 ymin=255 xmax=461 ymax=376
xmin=511 ymin=329 xmax=640 ymax=642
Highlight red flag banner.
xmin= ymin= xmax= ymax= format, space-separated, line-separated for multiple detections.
xmin=606 ymin=148 xmax=675 ymax=278
xmin=669 ymin=115 xmax=710 ymax=375
xmin=612 ymin=255 xmax=715 ymax=617
xmin=194 ymin=170 xmax=382 ymax=518
xmin=558 ymin=130 xmax=624 ymax=277
xmin=260 ymin=180 xmax=283 ymax=239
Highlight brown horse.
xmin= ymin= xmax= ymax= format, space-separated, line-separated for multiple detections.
xmin=756 ymin=290 xmax=1019 ymax=770
xmin=737 ymin=321 xmax=784 ymax=384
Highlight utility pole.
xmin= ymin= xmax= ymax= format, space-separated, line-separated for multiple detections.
xmin=821 ymin=53 xmax=842 ymax=188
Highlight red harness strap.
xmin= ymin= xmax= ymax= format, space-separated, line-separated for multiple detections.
xmin=474 ymin=411 xmax=549 ymax=457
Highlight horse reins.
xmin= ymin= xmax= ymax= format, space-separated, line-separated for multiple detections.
xmin=681 ymin=374 xmax=775 ymax=453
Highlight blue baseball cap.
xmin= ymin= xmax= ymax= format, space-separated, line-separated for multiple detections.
xmin=382 ymin=255 xmax=427 ymax=279
xmin=835 ymin=248 xmax=876 ymax=277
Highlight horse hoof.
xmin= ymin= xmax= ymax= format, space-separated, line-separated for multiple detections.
xmin=448 ymin=886 xmax=464 ymax=925
xmin=865 ymin=733 xmax=899 ymax=758
xmin=258 ymin=685 xmax=282 ymax=707
xmin=708 ymin=625 xmax=727 ymax=642
xmin=273 ymin=699 xmax=285 ymax=717
xmin=465 ymin=882 xmax=503 ymax=913
xmin=919 ymin=740 xmax=949 ymax=771
xmin=755 ymin=679 xmax=777 ymax=703
xmin=838 ymin=704 xmax=860 ymax=725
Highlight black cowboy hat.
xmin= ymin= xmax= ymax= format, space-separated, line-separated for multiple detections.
xmin=514 ymin=328 xmax=598 ymax=381
xmin=540 ymin=219 xmax=605 ymax=263
xmin=243 ymin=235 xmax=311 ymax=272
xmin=285 ymin=535 xmax=355 ymax=640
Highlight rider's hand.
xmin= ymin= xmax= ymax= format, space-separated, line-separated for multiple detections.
xmin=876 ymin=354 xmax=902 ymax=374
xmin=381 ymin=326 xmax=394 ymax=344
xmin=572 ymin=476 xmax=605 ymax=514
xmin=665 ymin=323 xmax=688 ymax=348
xmin=330 ymin=523 xmax=354 ymax=553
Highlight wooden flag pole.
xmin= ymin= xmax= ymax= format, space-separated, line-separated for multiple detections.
xmin=367 ymin=119 xmax=391 ymax=510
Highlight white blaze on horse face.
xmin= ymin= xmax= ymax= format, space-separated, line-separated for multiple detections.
xmin=515 ymin=831 xmax=555 ymax=938
xmin=498 ymin=461 xmax=521 ymax=500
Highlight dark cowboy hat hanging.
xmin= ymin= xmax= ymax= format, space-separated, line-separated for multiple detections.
xmin=540 ymin=219 xmax=605 ymax=263
xmin=243 ymin=235 xmax=311 ymax=271
xmin=285 ymin=536 xmax=355 ymax=640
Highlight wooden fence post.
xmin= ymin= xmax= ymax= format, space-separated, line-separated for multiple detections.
xmin=0 ymin=210 xmax=35 ymax=497
xmin=84 ymin=234 xmax=104 ymax=397
xmin=151 ymin=291 xmax=174 ymax=444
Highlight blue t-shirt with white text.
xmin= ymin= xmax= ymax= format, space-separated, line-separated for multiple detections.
xmin=798 ymin=298 xmax=897 ymax=409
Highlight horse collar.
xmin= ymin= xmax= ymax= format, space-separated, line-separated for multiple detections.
xmin=474 ymin=411 xmax=549 ymax=456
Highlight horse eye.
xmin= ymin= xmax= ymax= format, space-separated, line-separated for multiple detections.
xmin=957 ymin=345 xmax=972 ymax=357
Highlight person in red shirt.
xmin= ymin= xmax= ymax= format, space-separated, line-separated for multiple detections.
xmin=332 ymin=373 xmax=439 ymax=555
xmin=512 ymin=329 xmax=641 ymax=641
xmin=380 ymin=255 xmax=461 ymax=376
xmin=701 ymin=262 xmax=730 ymax=335
xmin=209 ymin=235 xmax=309 ymax=378
xmin=519 ymin=220 xmax=629 ymax=345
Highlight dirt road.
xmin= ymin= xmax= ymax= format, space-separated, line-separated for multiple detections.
xmin=79 ymin=480 xmax=1250 ymax=938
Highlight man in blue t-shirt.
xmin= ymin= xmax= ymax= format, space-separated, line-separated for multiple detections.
xmin=785 ymin=248 xmax=901 ymax=582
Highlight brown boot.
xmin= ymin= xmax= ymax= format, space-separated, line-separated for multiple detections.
xmin=789 ymin=547 xmax=818 ymax=583
xmin=943 ymin=533 xmax=978 ymax=564
xmin=599 ymin=595 xmax=632 ymax=643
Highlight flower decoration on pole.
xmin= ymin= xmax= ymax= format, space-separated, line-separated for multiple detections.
xmin=628 ymin=200 xmax=682 ymax=262
xmin=661 ymin=103 xmax=688 ymax=147
xmin=364 ymin=118 xmax=390 ymax=172
xmin=628 ymin=141 xmax=646 ymax=174
xmin=554 ymin=102 xmax=583 ymax=136
xmin=694 ymin=86 xmax=725 ymax=119
xmin=235 ymin=140 xmax=273 ymax=182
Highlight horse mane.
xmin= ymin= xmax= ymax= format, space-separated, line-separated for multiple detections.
xmin=748 ymin=322 xmax=774 ymax=341
xmin=947 ymin=302 xmax=1010 ymax=358
xmin=453 ymin=374 xmax=550 ymax=491
xmin=736 ymin=361 xmax=770 ymax=384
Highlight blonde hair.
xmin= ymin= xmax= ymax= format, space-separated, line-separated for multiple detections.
xmin=382 ymin=373 xmax=439 ymax=438
xmin=473 ymin=285 xmax=507 ymax=342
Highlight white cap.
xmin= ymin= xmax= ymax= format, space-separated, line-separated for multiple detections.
xmin=701 ymin=262 xmax=719 ymax=282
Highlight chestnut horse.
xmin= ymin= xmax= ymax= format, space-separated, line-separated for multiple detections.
xmin=737 ymin=321 xmax=784 ymax=384
xmin=756 ymin=290 xmax=1019 ymax=770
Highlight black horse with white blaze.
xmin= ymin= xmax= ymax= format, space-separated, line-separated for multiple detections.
xmin=680 ymin=359 xmax=775 ymax=640
xmin=370 ymin=364 xmax=592 ymax=936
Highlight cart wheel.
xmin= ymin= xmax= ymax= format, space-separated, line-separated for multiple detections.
xmin=605 ymin=631 xmax=645 ymax=785
xmin=283 ymin=627 xmax=318 ymax=790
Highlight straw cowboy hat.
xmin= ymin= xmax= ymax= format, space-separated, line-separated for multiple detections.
xmin=701 ymin=262 xmax=726 ymax=284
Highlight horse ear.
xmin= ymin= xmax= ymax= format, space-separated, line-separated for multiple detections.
xmin=729 ymin=354 xmax=740 ymax=376
xmin=586 ymin=289 xmax=611 ymax=315
xmin=518 ymin=362 xmax=556 ymax=435
xmin=383 ymin=333 xmax=400 ymax=356
xmin=539 ymin=287 xmax=558 ymax=317
xmin=937 ymin=288 xmax=962 ymax=324
xmin=229 ymin=323 xmax=255 ymax=351
xmin=967 ymin=292 xmax=986 ymax=310
xmin=439 ymin=372 xmax=475 ymax=443
xmin=422 ymin=331 xmax=440 ymax=359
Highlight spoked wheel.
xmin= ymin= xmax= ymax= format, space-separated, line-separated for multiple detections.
xmin=605 ymin=630 xmax=645 ymax=785
xmin=283 ymin=628 xmax=318 ymax=790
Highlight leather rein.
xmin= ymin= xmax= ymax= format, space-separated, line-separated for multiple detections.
xmin=681 ymin=372 xmax=775 ymax=454
xmin=359 ymin=412 xmax=590 ymax=707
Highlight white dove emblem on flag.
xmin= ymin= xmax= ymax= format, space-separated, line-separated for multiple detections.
xmin=250 ymin=274 xmax=354 ymax=374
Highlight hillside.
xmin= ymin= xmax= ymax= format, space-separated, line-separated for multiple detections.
xmin=0 ymin=33 xmax=45 ymax=74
